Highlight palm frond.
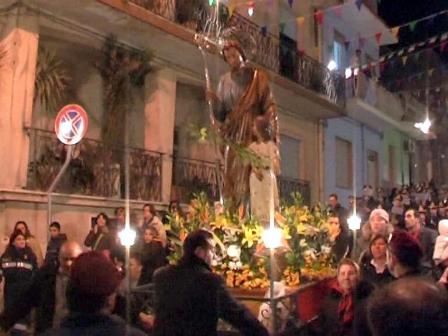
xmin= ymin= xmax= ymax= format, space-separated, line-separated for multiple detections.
xmin=34 ymin=47 xmax=70 ymax=114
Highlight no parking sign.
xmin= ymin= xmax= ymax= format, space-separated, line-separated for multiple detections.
xmin=54 ymin=104 xmax=89 ymax=145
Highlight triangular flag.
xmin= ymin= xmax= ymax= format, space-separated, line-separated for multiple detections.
xmin=429 ymin=68 xmax=435 ymax=76
xmin=375 ymin=32 xmax=382 ymax=45
xmin=261 ymin=26 xmax=267 ymax=37
xmin=333 ymin=5 xmax=343 ymax=17
xmin=409 ymin=21 xmax=418 ymax=32
xmin=402 ymin=56 xmax=408 ymax=65
xmin=391 ymin=27 xmax=400 ymax=38
xmin=408 ymin=45 xmax=415 ymax=52
xmin=429 ymin=37 xmax=437 ymax=45
xmin=355 ymin=0 xmax=363 ymax=11
xmin=208 ymin=0 xmax=214 ymax=6
xmin=379 ymin=56 xmax=385 ymax=62
xmin=398 ymin=49 xmax=404 ymax=56
xmin=288 ymin=0 xmax=293 ymax=8
xmin=441 ymin=33 xmax=448 ymax=41
xmin=314 ymin=10 xmax=324 ymax=25
xmin=441 ymin=41 xmax=448 ymax=52
xmin=279 ymin=22 xmax=286 ymax=34
xmin=296 ymin=16 xmax=305 ymax=26
xmin=361 ymin=64 xmax=368 ymax=70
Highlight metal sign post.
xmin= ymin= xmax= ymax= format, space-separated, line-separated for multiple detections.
xmin=47 ymin=104 xmax=88 ymax=234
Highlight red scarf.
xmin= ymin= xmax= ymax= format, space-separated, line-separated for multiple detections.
xmin=332 ymin=282 xmax=354 ymax=326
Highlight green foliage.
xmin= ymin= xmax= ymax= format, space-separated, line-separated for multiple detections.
xmin=34 ymin=47 xmax=70 ymax=114
xmin=165 ymin=192 xmax=336 ymax=288
xmin=95 ymin=35 xmax=153 ymax=147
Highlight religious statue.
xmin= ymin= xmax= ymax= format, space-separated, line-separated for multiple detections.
xmin=207 ymin=38 xmax=279 ymax=210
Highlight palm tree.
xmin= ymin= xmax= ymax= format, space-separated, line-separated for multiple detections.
xmin=34 ymin=47 xmax=70 ymax=114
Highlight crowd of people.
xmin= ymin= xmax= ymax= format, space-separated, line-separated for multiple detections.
xmin=0 ymin=182 xmax=448 ymax=335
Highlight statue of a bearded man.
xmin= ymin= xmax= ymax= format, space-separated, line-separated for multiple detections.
xmin=207 ymin=39 xmax=279 ymax=210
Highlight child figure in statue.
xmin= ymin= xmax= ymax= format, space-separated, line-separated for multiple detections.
xmin=249 ymin=116 xmax=280 ymax=224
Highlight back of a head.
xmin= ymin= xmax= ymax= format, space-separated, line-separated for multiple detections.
xmin=389 ymin=229 xmax=423 ymax=270
xmin=182 ymin=229 xmax=213 ymax=259
xmin=67 ymin=251 xmax=121 ymax=313
xmin=368 ymin=278 xmax=448 ymax=336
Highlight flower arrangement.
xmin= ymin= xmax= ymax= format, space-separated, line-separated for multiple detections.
xmin=165 ymin=192 xmax=336 ymax=289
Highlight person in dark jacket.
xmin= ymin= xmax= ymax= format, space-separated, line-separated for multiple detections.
xmin=84 ymin=212 xmax=115 ymax=256
xmin=327 ymin=213 xmax=352 ymax=262
xmin=139 ymin=226 xmax=167 ymax=284
xmin=0 ymin=241 xmax=83 ymax=334
xmin=318 ymin=258 xmax=374 ymax=336
xmin=0 ymin=230 xmax=38 ymax=334
xmin=44 ymin=221 xmax=67 ymax=266
xmin=360 ymin=235 xmax=394 ymax=287
xmin=41 ymin=251 xmax=145 ymax=336
xmin=404 ymin=208 xmax=437 ymax=273
xmin=153 ymin=229 xmax=269 ymax=336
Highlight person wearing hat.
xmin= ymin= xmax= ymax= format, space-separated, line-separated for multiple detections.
xmin=42 ymin=251 xmax=145 ymax=336
xmin=205 ymin=36 xmax=279 ymax=211
xmin=153 ymin=229 xmax=269 ymax=336
xmin=356 ymin=208 xmax=393 ymax=260
xmin=403 ymin=208 xmax=437 ymax=274
xmin=387 ymin=229 xmax=425 ymax=279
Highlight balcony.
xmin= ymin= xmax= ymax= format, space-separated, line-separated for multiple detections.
xmin=120 ymin=0 xmax=345 ymax=107
xmin=345 ymin=72 xmax=427 ymax=138
xmin=172 ymin=156 xmax=311 ymax=205
xmin=26 ymin=128 xmax=163 ymax=201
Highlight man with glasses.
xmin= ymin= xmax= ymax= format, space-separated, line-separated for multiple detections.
xmin=153 ymin=229 xmax=268 ymax=336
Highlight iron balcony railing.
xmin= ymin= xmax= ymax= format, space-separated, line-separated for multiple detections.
xmin=172 ymin=156 xmax=222 ymax=203
xmin=172 ymin=156 xmax=311 ymax=205
xmin=26 ymin=127 xmax=163 ymax=201
xmin=278 ymin=176 xmax=311 ymax=205
xmin=125 ymin=0 xmax=345 ymax=107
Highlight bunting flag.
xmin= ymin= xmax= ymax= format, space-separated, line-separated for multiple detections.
xmin=409 ymin=21 xmax=418 ymax=32
xmin=355 ymin=0 xmax=363 ymax=11
xmin=429 ymin=37 xmax=437 ymax=45
xmin=442 ymin=33 xmax=448 ymax=41
xmin=208 ymin=0 xmax=214 ymax=6
xmin=314 ymin=10 xmax=324 ymax=25
xmin=375 ymin=32 xmax=382 ymax=45
xmin=296 ymin=16 xmax=305 ymax=26
xmin=429 ymin=69 xmax=435 ymax=76
xmin=288 ymin=0 xmax=293 ymax=8
xmin=333 ymin=5 xmax=343 ymax=17
xmin=261 ymin=26 xmax=267 ymax=37
xmin=391 ymin=27 xmax=400 ymax=38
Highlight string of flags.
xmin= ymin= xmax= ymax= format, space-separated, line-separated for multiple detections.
xmin=356 ymin=32 xmax=448 ymax=72
xmin=221 ymin=0 xmax=448 ymax=51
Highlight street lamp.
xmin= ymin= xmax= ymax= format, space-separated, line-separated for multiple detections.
xmin=327 ymin=60 xmax=337 ymax=71
xmin=347 ymin=213 xmax=361 ymax=258
xmin=119 ymin=227 xmax=136 ymax=248
xmin=262 ymin=227 xmax=282 ymax=249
